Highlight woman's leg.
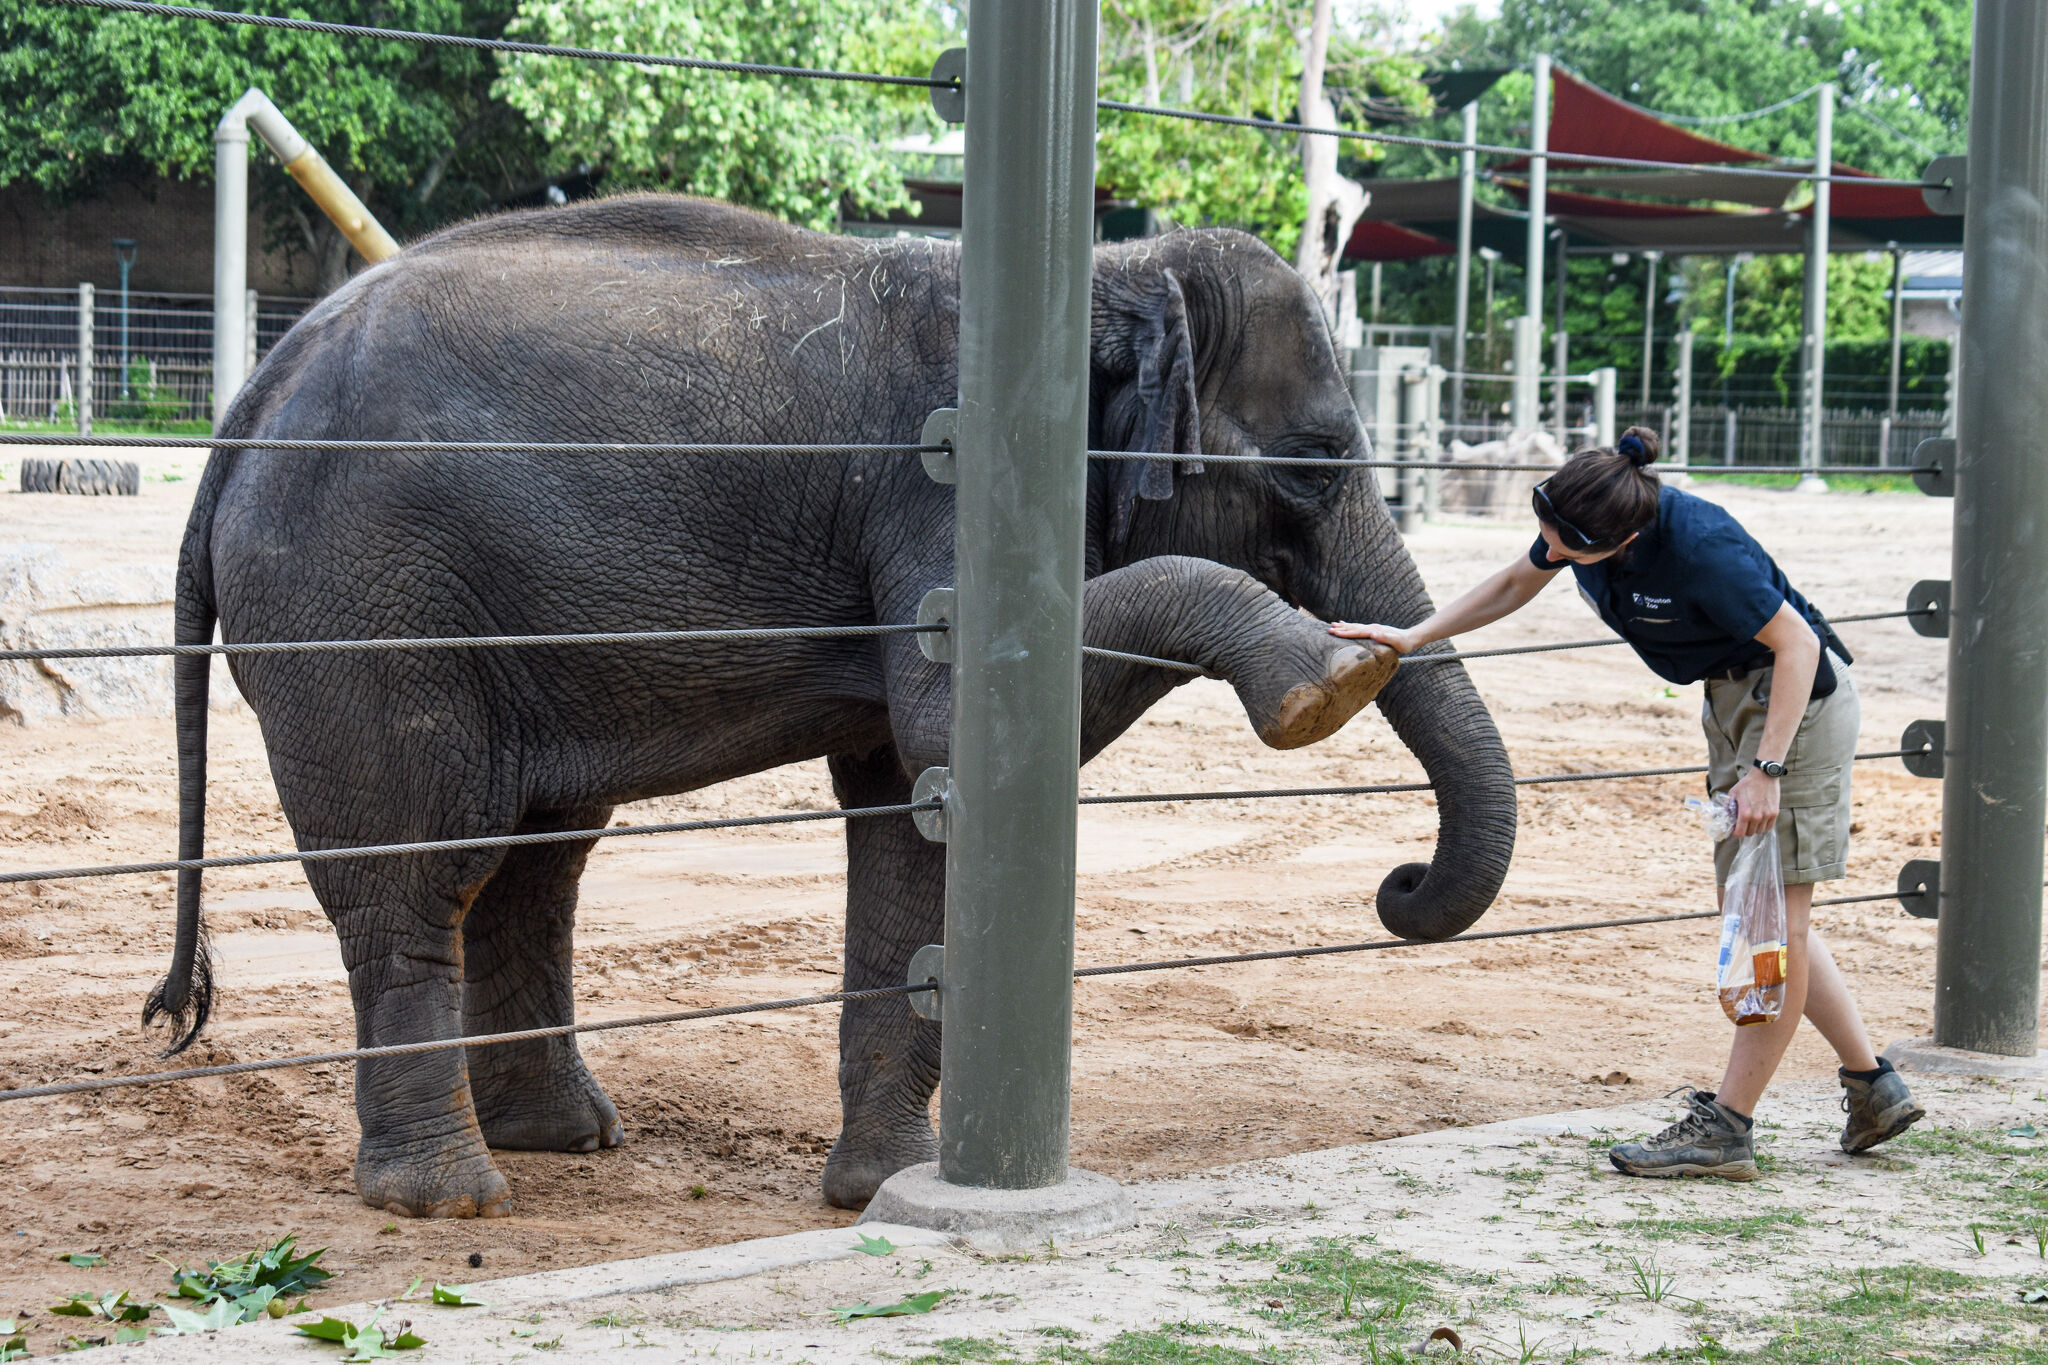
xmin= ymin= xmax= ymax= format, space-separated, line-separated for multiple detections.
xmin=1715 ymin=886 xmax=1812 ymax=1116
xmin=1716 ymin=886 xmax=1882 ymax=1115
xmin=1800 ymin=928 xmax=1880 ymax=1072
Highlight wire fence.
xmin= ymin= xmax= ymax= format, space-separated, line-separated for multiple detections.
xmin=0 ymin=894 xmax=1923 ymax=1104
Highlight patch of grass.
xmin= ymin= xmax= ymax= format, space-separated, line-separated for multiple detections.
xmin=902 ymin=1328 xmax=1291 ymax=1365
xmin=1646 ymin=1263 xmax=2048 ymax=1364
xmin=1624 ymin=1211 xmax=1808 ymax=1243
xmin=1697 ymin=471 xmax=1920 ymax=494
xmin=1219 ymin=1236 xmax=1446 ymax=1342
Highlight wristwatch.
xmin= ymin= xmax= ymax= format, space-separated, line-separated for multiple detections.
xmin=1754 ymin=758 xmax=1787 ymax=779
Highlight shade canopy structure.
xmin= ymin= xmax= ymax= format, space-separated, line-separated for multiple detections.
xmin=1344 ymin=67 xmax=1960 ymax=262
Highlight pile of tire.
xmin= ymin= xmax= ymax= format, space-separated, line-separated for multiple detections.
xmin=18 ymin=458 xmax=141 ymax=496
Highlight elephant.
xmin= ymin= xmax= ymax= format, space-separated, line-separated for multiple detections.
xmin=147 ymin=195 xmax=1516 ymax=1219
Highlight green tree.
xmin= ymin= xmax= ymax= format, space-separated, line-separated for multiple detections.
xmin=1094 ymin=0 xmax=1426 ymax=261
xmin=0 ymin=0 xmax=548 ymax=290
xmin=491 ymin=0 xmax=949 ymax=230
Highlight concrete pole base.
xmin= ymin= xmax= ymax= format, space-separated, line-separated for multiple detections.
xmin=1793 ymin=474 xmax=1831 ymax=494
xmin=1884 ymin=1036 xmax=2048 ymax=1080
xmin=857 ymin=1164 xmax=1137 ymax=1254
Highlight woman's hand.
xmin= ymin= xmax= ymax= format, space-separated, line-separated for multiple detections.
xmin=1328 ymin=621 xmax=1421 ymax=654
xmin=1730 ymin=767 xmax=1781 ymax=839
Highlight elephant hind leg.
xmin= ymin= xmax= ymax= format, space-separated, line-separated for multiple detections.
xmin=462 ymin=805 xmax=624 ymax=1154
xmin=306 ymin=854 xmax=512 ymax=1221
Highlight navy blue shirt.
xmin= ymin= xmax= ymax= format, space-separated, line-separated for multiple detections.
xmin=1527 ymin=486 xmax=1826 ymax=685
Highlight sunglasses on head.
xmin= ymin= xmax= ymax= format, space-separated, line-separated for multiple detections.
xmin=1531 ymin=480 xmax=1614 ymax=554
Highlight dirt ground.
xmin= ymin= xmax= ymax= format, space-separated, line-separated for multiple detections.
xmin=0 ymin=467 xmax=1996 ymax=1328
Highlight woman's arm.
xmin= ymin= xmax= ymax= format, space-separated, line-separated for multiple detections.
xmin=1329 ymin=554 xmax=1559 ymax=654
xmin=1728 ymin=600 xmax=1822 ymax=838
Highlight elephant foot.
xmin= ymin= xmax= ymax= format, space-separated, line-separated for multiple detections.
xmin=821 ymin=1126 xmax=939 ymax=1210
xmin=473 ymin=1049 xmax=625 ymax=1153
xmin=1258 ymin=642 xmax=1399 ymax=749
xmin=354 ymin=1139 xmax=513 ymax=1220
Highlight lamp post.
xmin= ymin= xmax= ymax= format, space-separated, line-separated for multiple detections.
xmin=113 ymin=238 xmax=137 ymax=400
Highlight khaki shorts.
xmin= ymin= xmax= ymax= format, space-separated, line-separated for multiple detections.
xmin=1704 ymin=657 xmax=1859 ymax=886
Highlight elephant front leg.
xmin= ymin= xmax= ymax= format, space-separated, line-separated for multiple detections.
xmin=462 ymin=808 xmax=624 ymax=1154
xmin=1084 ymin=554 xmax=1398 ymax=752
xmin=313 ymin=860 xmax=513 ymax=1220
xmin=822 ymin=745 xmax=943 ymax=1209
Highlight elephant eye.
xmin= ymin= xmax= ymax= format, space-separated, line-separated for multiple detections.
xmin=1280 ymin=450 xmax=1348 ymax=496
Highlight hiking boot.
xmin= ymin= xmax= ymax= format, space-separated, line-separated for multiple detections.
xmin=1609 ymin=1088 xmax=1758 ymax=1181
xmin=1839 ymin=1066 xmax=1925 ymax=1153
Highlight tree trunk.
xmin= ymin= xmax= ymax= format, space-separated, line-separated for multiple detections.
xmin=1293 ymin=0 xmax=1368 ymax=328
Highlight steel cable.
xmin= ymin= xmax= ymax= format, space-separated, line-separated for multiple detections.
xmin=0 ymin=802 xmax=939 ymax=886
xmin=0 ymin=893 xmax=1916 ymax=1104
xmin=3 ymin=433 xmax=940 ymax=456
xmin=47 ymin=0 xmax=950 ymax=87
xmin=0 ymin=983 xmax=931 ymax=1103
xmin=1095 ymin=608 xmax=1930 ymax=678
xmin=1094 ymin=99 xmax=1931 ymax=189
xmin=0 ymin=622 xmax=941 ymax=665
xmin=1085 ymin=449 xmax=1939 ymax=475
xmin=1078 ymin=749 xmax=1918 ymax=808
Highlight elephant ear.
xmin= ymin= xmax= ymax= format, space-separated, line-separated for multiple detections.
xmin=1092 ymin=266 xmax=1203 ymax=562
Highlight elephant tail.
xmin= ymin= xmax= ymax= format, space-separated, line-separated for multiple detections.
xmin=144 ymin=451 xmax=233 ymax=1055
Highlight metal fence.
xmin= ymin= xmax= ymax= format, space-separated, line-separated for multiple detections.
xmin=0 ymin=286 xmax=310 ymax=425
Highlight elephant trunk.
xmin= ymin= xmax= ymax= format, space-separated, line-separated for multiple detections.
xmin=1367 ymin=654 xmax=1517 ymax=939
xmin=1296 ymin=517 xmax=1517 ymax=941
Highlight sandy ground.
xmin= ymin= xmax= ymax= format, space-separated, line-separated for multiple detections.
xmin=0 ymin=471 xmax=1997 ymax=1338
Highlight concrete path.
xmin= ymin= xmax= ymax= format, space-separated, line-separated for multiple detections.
xmin=76 ymin=1073 xmax=2048 ymax=1363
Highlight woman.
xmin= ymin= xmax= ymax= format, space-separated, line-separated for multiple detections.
xmin=1333 ymin=427 xmax=1923 ymax=1180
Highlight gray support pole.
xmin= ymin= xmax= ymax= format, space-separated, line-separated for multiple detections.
xmin=75 ymin=283 xmax=93 ymax=436
xmin=1885 ymin=245 xmax=1904 ymax=465
xmin=1591 ymin=365 xmax=1615 ymax=447
xmin=1551 ymin=327 xmax=1568 ymax=445
xmin=1934 ymin=0 xmax=2048 ymax=1059
xmin=1450 ymin=101 xmax=1477 ymax=434
xmin=942 ymin=0 xmax=1093 ymax=1189
xmin=1796 ymin=83 xmax=1834 ymax=493
xmin=1674 ymin=330 xmax=1694 ymax=467
xmin=1640 ymin=252 xmax=1659 ymax=408
xmin=1524 ymin=55 xmax=1549 ymax=327
xmin=245 ymin=288 xmax=260 ymax=383
xmin=213 ymin=109 xmax=250 ymax=429
xmin=1510 ymin=316 xmax=1539 ymax=429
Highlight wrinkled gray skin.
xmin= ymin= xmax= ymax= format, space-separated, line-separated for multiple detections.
xmin=151 ymin=197 xmax=1515 ymax=1219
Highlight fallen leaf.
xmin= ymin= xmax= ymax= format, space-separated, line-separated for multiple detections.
xmin=430 ymin=1284 xmax=488 ymax=1307
xmin=57 ymin=1252 xmax=104 ymax=1268
xmin=158 ymin=1299 xmax=244 ymax=1335
xmin=2011 ymin=1124 xmax=2039 ymax=1138
xmin=830 ymin=1291 xmax=947 ymax=1322
xmin=2020 ymin=1287 xmax=2048 ymax=1304
xmin=852 ymin=1234 xmax=897 ymax=1257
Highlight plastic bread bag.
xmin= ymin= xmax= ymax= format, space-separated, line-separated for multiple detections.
xmin=1715 ymin=823 xmax=1788 ymax=1027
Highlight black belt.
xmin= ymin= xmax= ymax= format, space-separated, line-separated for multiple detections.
xmin=1703 ymin=660 xmax=1765 ymax=683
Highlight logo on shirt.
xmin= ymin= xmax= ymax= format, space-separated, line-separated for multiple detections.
xmin=1632 ymin=592 xmax=1674 ymax=611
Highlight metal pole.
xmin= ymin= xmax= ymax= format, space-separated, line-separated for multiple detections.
xmin=1592 ymin=366 xmax=1615 ymax=447
xmin=1935 ymin=0 xmax=2048 ymax=1058
xmin=75 ymin=282 xmax=93 ymax=436
xmin=1796 ymin=83 xmax=1834 ymax=493
xmin=213 ymin=107 xmax=250 ymax=428
xmin=1551 ymin=230 xmax=1567 ymax=443
xmin=1640 ymin=252 xmax=1660 ymax=408
xmin=1551 ymin=326 xmax=1568 ymax=445
xmin=1675 ymin=330 xmax=1693 ymax=466
xmin=1885 ymin=244 xmax=1904 ymax=465
xmin=1450 ymin=101 xmax=1477 ymax=434
xmin=114 ymin=239 xmax=136 ymax=400
xmin=1525 ymin=55 xmax=1549 ymax=325
xmin=245 ymin=288 xmax=260 ymax=383
xmin=939 ymin=0 xmax=1097 ymax=1188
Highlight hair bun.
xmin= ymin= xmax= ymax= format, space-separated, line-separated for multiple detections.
xmin=1617 ymin=426 xmax=1660 ymax=467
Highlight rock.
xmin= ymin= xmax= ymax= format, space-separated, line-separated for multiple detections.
xmin=0 ymin=542 xmax=242 ymax=725
xmin=1434 ymin=429 xmax=1566 ymax=517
